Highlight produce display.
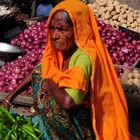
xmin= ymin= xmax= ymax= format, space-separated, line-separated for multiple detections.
xmin=0 ymin=107 xmax=42 ymax=140
xmin=88 ymin=0 xmax=140 ymax=33
xmin=0 ymin=20 xmax=47 ymax=94
xmin=97 ymin=20 xmax=140 ymax=67
xmin=121 ymin=69 xmax=140 ymax=96
xmin=0 ymin=0 xmax=139 ymax=97
xmin=0 ymin=18 xmax=139 ymax=94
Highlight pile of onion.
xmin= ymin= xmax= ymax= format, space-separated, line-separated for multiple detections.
xmin=0 ymin=20 xmax=47 ymax=94
xmin=97 ymin=19 xmax=140 ymax=77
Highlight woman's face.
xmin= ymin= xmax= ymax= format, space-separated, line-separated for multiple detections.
xmin=49 ymin=11 xmax=75 ymax=52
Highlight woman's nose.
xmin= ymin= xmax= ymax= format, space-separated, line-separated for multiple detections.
xmin=52 ymin=29 xmax=60 ymax=40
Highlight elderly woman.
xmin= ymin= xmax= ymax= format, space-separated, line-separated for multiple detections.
xmin=2 ymin=0 xmax=132 ymax=140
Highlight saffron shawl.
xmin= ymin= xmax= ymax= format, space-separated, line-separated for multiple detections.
xmin=42 ymin=0 xmax=131 ymax=139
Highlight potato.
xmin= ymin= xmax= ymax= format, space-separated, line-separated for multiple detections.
xmin=127 ymin=79 xmax=133 ymax=85
xmin=118 ymin=16 xmax=123 ymax=22
xmin=131 ymin=21 xmax=137 ymax=28
xmin=120 ymin=9 xmax=125 ymax=14
xmin=134 ymin=10 xmax=139 ymax=14
xmin=115 ymin=7 xmax=121 ymax=13
xmin=121 ymin=4 xmax=129 ymax=10
xmin=121 ymin=24 xmax=127 ymax=28
xmin=133 ymin=79 xmax=140 ymax=88
xmin=127 ymin=73 xmax=133 ymax=79
xmin=132 ymin=70 xmax=140 ymax=79
xmin=127 ymin=16 xmax=134 ymax=23
xmin=110 ymin=21 xmax=116 ymax=26
xmin=101 ymin=13 xmax=108 ymax=20
xmin=120 ymin=19 xmax=126 ymax=24
xmin=128 ymin=7 xmax=133 ymax=11
xmin=122 ymin=14 xmax=127 ymax=19
xmin=106 ymin=6 xmax=114 ymax=12
xmin=113 ymin=1 xmax=120 ymax=6
xmin=112 ymin=14 xmax=119 ymax=20
xmin=127 ymin=22 xmax=131 ymax=27
xmin=104 ymin=20 xmax=109 ymax=24
xmin=111 ymin=11 xmax=117 ymax=16
xmin=96 ymin=0 xmax=107 ymax=6
xmin=137 ymin=18 xmax=140 ymax=24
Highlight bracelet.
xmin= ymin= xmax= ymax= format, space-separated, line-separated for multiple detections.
xmin=4 ymin=98 xmax=13 ymax=107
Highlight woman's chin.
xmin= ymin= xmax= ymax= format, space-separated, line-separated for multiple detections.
xmin=54 ymin=46 xmax=63 ymax=51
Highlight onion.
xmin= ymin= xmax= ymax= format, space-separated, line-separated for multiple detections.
xmin=97 ymin=19 xmax=140 ymax=77
xmin=0 ymin=20 xmax=47 ymax=94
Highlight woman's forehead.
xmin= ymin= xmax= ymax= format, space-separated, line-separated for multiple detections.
xmin=50 ymin=11 xmax=71 ymax=26
xmin=51 ymin=11 xmax=67 ymax=21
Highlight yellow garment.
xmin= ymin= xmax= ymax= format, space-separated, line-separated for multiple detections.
xmin=42 ymin=0 xmax=131 ymax=139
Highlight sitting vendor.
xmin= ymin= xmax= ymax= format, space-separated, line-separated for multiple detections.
xmin=2 ymin=0 xmax=132 ymax=140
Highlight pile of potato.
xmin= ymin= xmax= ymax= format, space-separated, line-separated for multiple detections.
xmin=120 ymin=69 xmax=140 ymax=96
xmin=88 ymin=0 xmax=140 ymax=33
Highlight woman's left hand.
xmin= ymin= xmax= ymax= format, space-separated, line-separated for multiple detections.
xmin=40 ymin=78 xmax=76 ymax=109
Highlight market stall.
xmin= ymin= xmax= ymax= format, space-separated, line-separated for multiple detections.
xmin=0 ymin=0 xmax=140 ymax=139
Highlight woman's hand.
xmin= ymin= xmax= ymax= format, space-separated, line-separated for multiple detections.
xmin=40 ymin=78 xmax=57 ymax=94
xmin=40 ymin=78 xmax=76 ymax=109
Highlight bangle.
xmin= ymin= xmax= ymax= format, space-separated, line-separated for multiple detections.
xmin=4 ymin=98 xmax=13 ymax=107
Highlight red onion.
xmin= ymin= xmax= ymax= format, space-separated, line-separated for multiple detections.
xmin=98 ymin=19 xmax=140 ymax=77
xmin=0 ymin=20 xmax=48 ymax=94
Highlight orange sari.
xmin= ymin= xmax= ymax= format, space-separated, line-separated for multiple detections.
xmin=42 ymin=0 xmax=131 ymax=139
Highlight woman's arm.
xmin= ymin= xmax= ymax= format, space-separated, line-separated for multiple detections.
xmin=2 ymin=71 xmax=34 ymax=109
xmin=41 ymin=78 xmax=76 ymax=109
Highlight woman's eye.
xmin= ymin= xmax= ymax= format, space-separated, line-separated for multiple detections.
xmin=58 ymin=27 xmax=67 ymax=31
xmin=50 ymin=26 xmax=67 ymax=32
xmin=50 ymin=27 xmax=55 ymax=30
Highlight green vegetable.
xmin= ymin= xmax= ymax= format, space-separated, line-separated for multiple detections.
xmin=0 ymin=107 xmax=42 ymax=140
xmin=4 ymin=130 xmax=12 ymax=140
xmin=33 ymin=121 xmax=39 ymax=128
xmin=0 ymin=122 xmax=3 ymax=139
xmin=0 ymin=107 xmax=15 ymax=123
xmin=22 ymin=126 xmax=39 ymax=140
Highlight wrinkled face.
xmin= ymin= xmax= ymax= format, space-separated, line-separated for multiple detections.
xmin=49 ymin=11 xmax=75 ymax=52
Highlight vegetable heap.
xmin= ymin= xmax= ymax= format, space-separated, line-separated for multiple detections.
xmin=0 ymin=20 xmax=47 ymax=94
xmin=88 ymin=0 xmax=140 ymax=33
xmin=121 ymin=69 xmax=140 ymax=96
xmin=0 ymin=7 xmax=139 ymax=94
xmin=97 ymin=20 xmax=140 ymax=67
xmin=0 ymin=107 xmax=42 ymax=140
